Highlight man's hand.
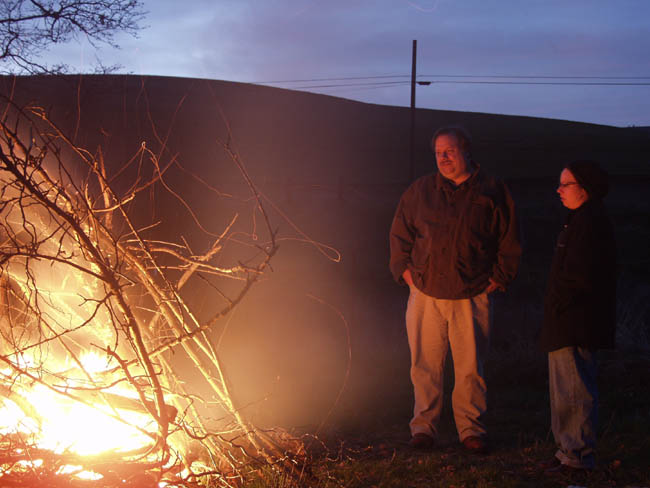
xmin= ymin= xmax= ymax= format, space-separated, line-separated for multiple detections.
xmin=402 ymin=269 xmax=414 ymax=287
xmin=485 ymin=278 xmax=504 ymax=294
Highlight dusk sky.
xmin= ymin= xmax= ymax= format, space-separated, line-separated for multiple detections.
xmin=48 ymin=0 xmax=650 ymax=127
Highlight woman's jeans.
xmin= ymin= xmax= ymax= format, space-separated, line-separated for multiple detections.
xmin=548 ymin=346 xmax=598 ymax=469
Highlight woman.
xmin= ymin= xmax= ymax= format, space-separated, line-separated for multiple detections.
xmin=540 ymin=160 xmax=616 ymax=472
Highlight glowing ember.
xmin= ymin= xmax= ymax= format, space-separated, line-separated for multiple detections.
xmin=0 ymin=355 xmax=160 ymax=457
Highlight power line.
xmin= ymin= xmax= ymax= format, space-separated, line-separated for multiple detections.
xmin=420 ymin=74 xmax=650 ymax=80
xmin=254 ymin=75 xmax=408 ymax=84
xmin=428 ymin=80 xmax=650 ymax=86
xmin=291 ymin=81 xmax=408 ymax=89
xmin=253 ymin=73 xmax=650 ymax=86
xmin=271 ymin=80 xmax=650 ymax=92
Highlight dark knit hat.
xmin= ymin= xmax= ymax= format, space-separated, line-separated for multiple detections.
xmin=566 ymin=160 xmax=609 ymax=200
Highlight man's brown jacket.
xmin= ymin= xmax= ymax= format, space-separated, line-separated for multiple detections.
xmin=389 ymin=167 xmax=521 ymax=299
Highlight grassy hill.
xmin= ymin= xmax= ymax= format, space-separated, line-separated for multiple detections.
xmin=2 ymin=74 xmax=650 ymax=180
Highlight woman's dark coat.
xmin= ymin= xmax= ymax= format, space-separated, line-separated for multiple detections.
xmin=540 ymin=199 xmax=617 ymax=352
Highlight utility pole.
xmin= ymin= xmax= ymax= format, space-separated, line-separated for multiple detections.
xmin=409 ymin=39 xmax=417 ymax=182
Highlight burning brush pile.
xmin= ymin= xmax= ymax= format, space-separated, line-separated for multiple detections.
xmin=0 ymin=99 xmax=305 ymax=486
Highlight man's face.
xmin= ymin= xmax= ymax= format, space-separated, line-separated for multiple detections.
xmin=557 ymin=168 xmax=589 ymax=209
xmin=434 ymin=134 xmax=471 ymax=185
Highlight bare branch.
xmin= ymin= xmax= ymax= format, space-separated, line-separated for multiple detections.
xmin=0 ymin=0 xmax=146 ymax=74
xmin=0 ymin=92 xmax=302 ymax=486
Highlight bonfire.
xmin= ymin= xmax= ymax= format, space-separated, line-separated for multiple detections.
xmin=0 ymin=97 xmax=305 ymax=487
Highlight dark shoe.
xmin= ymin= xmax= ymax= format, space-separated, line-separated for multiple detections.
xmin=409 ymin=433 xmax=435 ymax=449
xmin=461 ymin=435 xmax=488 ymax=454
xmin=538 ymin=457 xmax=562 ymax=470
xmin=541 ymin=457 xmax=590 ymax=475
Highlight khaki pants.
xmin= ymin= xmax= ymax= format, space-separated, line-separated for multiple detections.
xmin=406 ymin=285 xmax=491 ymax=441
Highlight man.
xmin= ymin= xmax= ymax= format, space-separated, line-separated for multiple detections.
xmin=540 ymin=161 xmax=616 ymax=473
xmin=389 ymin=127 xmax=521 ymax=452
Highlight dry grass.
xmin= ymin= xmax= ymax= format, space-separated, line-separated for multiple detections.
xmin=247 ymin=285 xmax=650 ymax=488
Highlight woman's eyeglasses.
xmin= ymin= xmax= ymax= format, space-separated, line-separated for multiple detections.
xmin=557 ymin=182 xmax=580 ymax=189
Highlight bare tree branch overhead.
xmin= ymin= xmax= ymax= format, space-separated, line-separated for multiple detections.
xmin=0 ymin=0 xmax=146 ymax=74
